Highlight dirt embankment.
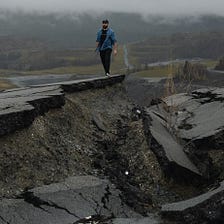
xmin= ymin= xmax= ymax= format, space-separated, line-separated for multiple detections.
xmin=0 ymin=84 xmax=129 ymax=197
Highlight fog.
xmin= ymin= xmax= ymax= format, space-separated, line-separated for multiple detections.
xmin=1 ymin=0 xmax=224 ymax=17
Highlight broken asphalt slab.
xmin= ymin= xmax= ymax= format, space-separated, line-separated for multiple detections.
xmin=0 ymin=75 xmax=125 ymax=136
xmin=143 ymin=108 xmax=201 ymax=182
xmin=0 ymin=85 xmax=65 ymax=136
xmin=0 ymin=176 xmax=161 ymax=224
xmin=143 ymin=86 xmax=224 ymax=181
xmin=161 ymin=181 xmax=224 ymax=223
xmin=59 ymin=74 xmax=125 ymax=92
xmin=163 ymin=87 xmax=224 ymax=149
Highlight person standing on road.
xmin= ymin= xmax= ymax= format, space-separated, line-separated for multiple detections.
xmin=96 ymin=19 xmax=118 ymax=77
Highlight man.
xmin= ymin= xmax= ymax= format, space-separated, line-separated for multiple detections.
xmin=96 ymin=19 xmax=118 ymax=77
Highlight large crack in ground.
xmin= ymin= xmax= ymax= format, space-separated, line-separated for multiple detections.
xmin=72 ymin=184 xmax=117 ymax=217
xmin=92 ymin=115 xmax=163 ymax=215
xmin=2 ymin=80 xmax=223 ymax=223
xmin=74 ymin=191 xmax=101 ymax=215
xmin=101 ymin=186 xmax=112 ymax=210
xmin=0 ymin=215 xmax=10 ymax=224
xmin=18 ymin=191 xmax=80 ymax=218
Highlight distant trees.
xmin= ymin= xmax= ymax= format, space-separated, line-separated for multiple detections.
xmin=1 ymin=50 xmax=99 ymax=71
xmin=0 ymin=36 xmax=100 ymax=70
xmin=176 ymin=61 xmax=207 ymax=82
xmin=130 ymin=32 xmax=224 ymax=65
xmin=215 ymin=57 xmax=224 ymax=71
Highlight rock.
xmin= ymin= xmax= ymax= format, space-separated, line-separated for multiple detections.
xmin=161 ymin=181 xmax=224 ymax=224
xmin=92 ymin=113 xmax=107 ymax=132
xmin=131 ymin=106 xmax=143 ymax=121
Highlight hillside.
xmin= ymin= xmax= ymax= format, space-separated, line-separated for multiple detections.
xmin=1 ymin=31 xmax=224 ymax=75
xmin=1 ymin=11 xmax=224 ymax=76
xmin=128 ymin=32 xmax=224 ymax=65
xmin=1 ymin=11 xmax=224 ymax=48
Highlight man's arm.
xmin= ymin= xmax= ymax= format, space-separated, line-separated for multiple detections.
xmin=111 ymin=31 xmax=118 ymax=56
xmin=113 ymin=42 xmax=118 ymax=56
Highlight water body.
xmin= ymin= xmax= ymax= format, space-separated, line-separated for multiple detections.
xmin=208 ymin=68 xmax=224 ymax=74
xmin=147 ymin=58 xmax=205 ymax=67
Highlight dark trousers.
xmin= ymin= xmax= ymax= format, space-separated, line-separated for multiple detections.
xmin=100 ymin=48 xmax=112 ymax=74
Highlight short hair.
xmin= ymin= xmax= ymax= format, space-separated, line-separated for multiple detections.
xmin=102 ymin=19 xmax=109 ymax=24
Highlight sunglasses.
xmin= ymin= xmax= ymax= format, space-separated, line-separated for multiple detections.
xmin=102 ymin=20 xmax=109 ymax=24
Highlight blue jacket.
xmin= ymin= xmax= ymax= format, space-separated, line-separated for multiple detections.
xmin=96 ymin=28 xmax=117 ymax=52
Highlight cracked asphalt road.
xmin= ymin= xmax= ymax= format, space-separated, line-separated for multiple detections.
xmin=0 ymin=176 xmax=161 ymax=224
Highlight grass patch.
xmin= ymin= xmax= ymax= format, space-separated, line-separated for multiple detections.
xmin=0 ymin=46 xmax=125 ymax=76
xmin=199 ymin=59 xmax=218 ymax=68
xmin=133 ymin=59 xmax=218 ymax=78
xmin=0 ymin=79 xmax=16 ymax=90
xmin=22 ymin=65 xmax=102 ymax=75
xmin=134 ymin=65 xmax=178 ymax=78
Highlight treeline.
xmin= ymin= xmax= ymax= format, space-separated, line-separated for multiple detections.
xmin=129 ymin=32 xmax=224 ymax=64
xmin=215 ymin=57 xmax=224 ymax=71
xmin=1 ymin=30 xmax=224 ymax=71
xmin=0 ymin=36 xmax=46 ymax=51
xmin=1 ymin=11 xmax=224 ymax=49
xmin=0 ymin=48 xmax=99 ymax=71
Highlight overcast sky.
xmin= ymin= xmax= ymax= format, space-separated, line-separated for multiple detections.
xmin=0 ymin=0 xmax=224 ymax=17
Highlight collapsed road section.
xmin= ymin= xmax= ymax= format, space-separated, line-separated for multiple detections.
xmin=0 ymin=175 xmax=161 ymax=224
xmin=0 ymin=74 xmax=224 ymax=223
xmin=0 ymin=75 xmax=125 ymax=136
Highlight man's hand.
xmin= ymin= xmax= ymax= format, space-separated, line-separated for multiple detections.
xmin=113 ymin=49 xmax=118 ymax=56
